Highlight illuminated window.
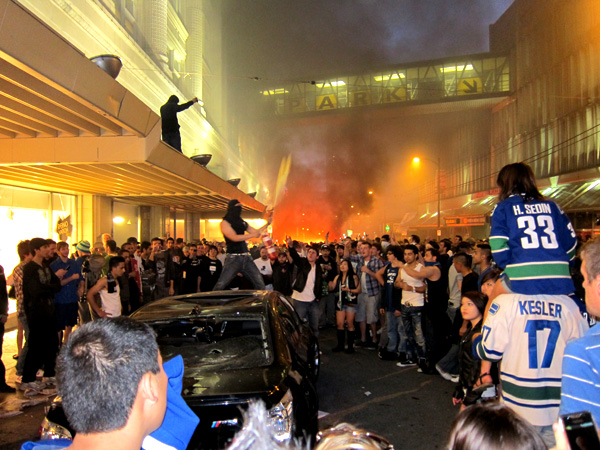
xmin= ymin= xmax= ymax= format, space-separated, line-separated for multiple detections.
xmin=314 ymin=81 xmax=346 ymax=88
xmin=374 ymin=73 xmax=405 ymax=81
xmin=441 ymin=64 xmax=473 ymax=73
xmin=262 ymin=89 xmax=289 ymax=96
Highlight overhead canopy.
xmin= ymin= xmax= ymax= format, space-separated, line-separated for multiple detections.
xmin=0 ymin=0 xmax=264 ymax=215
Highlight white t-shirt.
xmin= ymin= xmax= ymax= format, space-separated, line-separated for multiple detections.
xmin=400 ymin=263 xmax=425 ymax=307
xmin=99 ymin=282 xmax=121 ymax=317
xmin=254 ymin=258 xmax=273 ymax=290
xmin=448 ymin=264 xmax=463 ymax=309
xmin=292 ymin=265 xmax=316 ymax=302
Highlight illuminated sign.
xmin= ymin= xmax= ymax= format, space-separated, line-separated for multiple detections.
xmin=56 ymin=215 xmax=72 ymax=241
xmin=316 ymin=94 xmax=337 ymax=110
xmin=382 ymin=86 xmax=406 ymax=103
xmin=458 ymin=77 xmax=482 ymax=95
xmin=284 ymin=98 xmax=307 ymax=113
xmin=445 ymin=215 xmax=486 ymax=226
xmin=350 ymin=91 xmax=371 ymax=106
xmin=472 ymin=188 xmax=500 ymax=198
xmin=464 ymin=215 xmax=486 ymax=225
xmin=385 ymin=224 xmax=390 ymax=232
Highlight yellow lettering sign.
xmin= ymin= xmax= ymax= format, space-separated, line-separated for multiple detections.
xmin=350 ymin=91 xmax=371 ymax=106
xmin=284 ymin=98 xmax=307 ymax=113
xmin=382 ymin=86 xmax=406 ymax=103
xmin=458 ymin=77 xmax=482 ymax=95
xmin=317 ymin=94 xmax=337 ymax=110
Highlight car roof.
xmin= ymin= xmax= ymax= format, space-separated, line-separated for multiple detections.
xmin=131 ymin=290 xmax=272 ymax=322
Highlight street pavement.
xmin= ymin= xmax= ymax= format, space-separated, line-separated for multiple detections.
xmin=316 ymin=328 xmax=457 ymax=449
xmin=1 ymin=328 xmax=48 ymax=450
xmin=0 ymin=326 xmax=459 ymax=449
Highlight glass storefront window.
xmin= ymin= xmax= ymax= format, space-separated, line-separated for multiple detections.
xmin=0 ymin=186 xmax=77 ymax=314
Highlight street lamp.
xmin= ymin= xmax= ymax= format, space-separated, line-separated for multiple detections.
xmin=413 ymin=155 xmax=441 ymax=232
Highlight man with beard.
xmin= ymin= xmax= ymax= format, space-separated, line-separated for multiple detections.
xmin=213 ymin=200 xmax=271 ymax=290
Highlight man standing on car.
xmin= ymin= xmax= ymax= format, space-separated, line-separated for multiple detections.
xmin=286 ymin=237 xmax=323 ymax=338
xmin=213 ymin=200 xmax=271 ymax=291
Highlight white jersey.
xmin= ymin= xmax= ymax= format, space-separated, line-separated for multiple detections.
xmin=475 ymin=293 xmax=588 ymax=426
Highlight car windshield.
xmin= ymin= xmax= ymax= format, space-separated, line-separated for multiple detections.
xmin=149 ymin=315 xmax=272 ymax=371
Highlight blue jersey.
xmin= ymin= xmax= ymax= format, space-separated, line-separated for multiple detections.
xmin=489 ymin=195 xmax=577 ymax=295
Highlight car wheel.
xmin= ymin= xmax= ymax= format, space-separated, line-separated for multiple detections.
xmin=307 ymin=338 xmax=320 ymax=383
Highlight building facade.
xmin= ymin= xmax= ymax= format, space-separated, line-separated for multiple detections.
xmin=0 ymin=0 xmax=265 ymax=278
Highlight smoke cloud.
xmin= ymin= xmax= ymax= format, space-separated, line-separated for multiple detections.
xmin=222 ymin=0 xmax=512 ymax=242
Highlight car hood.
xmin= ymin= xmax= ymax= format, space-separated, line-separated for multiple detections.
xmin=181 ymin=364 xmax=290 ymax=399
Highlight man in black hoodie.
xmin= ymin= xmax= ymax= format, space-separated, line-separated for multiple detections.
xmin=213 ymin=199 xmax=271 ymax=290
xmin=160 ymin=95 xmax=198 ymax=152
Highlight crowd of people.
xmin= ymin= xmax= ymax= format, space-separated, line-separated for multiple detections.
xmin=4 ymin=163 xmax=600 ymax=449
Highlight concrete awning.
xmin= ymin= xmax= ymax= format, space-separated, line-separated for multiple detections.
xmin=0 ymin=0 xmax=264 ymax=215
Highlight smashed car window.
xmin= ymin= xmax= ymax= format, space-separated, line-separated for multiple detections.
xmin=150 ymin=316 xmax=272 ymax=371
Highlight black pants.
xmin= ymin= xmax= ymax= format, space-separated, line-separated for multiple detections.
xmin=22 ymin=318 xmax=58 ymax=382
xmin=162 ymin=131 xmax=182 ymax=152
xmin=424 ymin=302 xmax=452 ymax=365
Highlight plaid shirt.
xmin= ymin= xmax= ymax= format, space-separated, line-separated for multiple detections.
xmin=13 ymin=262 xmax=25 ymax=316
xmin=348 ymin=254 xmax=384 ymax=297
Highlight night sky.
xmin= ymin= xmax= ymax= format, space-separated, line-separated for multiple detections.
xmin=222 ymin=0 xmax=513 ymax=82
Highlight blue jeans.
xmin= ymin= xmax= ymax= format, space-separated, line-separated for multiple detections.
xmin=386 ymin=311 xmax=408 ymax=354
xmin=213 ymin=254 xmax=266 ymax=290
xmin=437 ymin=343 xmax=460 ymax=375
xmin=534 ymin=425 xmax=555 ymax=448
xmin=293 ymin=299 xmax=320 ymax=338
xmin=401 ymin=304 xmax=426 ymax=359
xmin=16 ymin=314 xmax=30 ymax=376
